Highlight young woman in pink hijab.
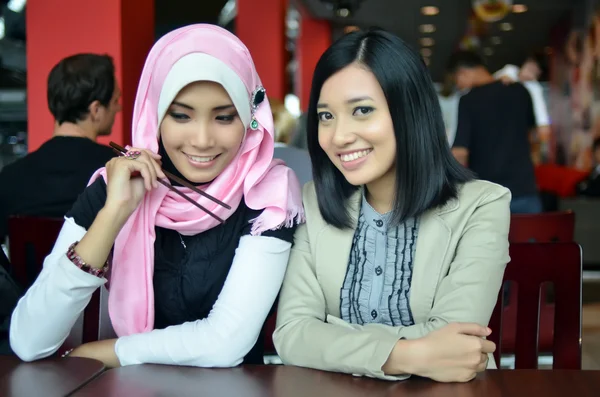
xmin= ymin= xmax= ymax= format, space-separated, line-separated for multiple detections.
xmin=10 ymin=24 xmax=304 ymax=368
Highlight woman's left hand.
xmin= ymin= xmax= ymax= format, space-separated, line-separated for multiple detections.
xmin=69 ymin=338 xmax=121 ymax=368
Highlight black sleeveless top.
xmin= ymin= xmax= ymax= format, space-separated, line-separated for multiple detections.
xmin=66 ymin=178 xmax=296 ymax=363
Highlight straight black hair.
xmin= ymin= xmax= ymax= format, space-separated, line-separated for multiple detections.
xmin=47 ymin=53 xmax=116 ymax=125
xmin=307 ymin=28 xmax=473 ymax=229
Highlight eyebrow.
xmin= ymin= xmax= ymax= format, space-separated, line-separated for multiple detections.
xmin=171 ymin=102 xmax=236 ymax=112
xmin=212 ymin=104 xmax=236 ymax=112
xmin=171 ymin=101 xmax=194 ymax=110
xmin=316 ymin=96 xmax=374 ymax=109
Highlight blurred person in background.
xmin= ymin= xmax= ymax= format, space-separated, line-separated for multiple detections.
xmin=0 ymin=53 xmax=119 ymax=243
xmin=271 ymin=98 xmax=312 ymax=186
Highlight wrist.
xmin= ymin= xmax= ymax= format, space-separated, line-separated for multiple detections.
xmin=385 ymin=338 xmax=428 ymax=376
xmin=100 ymin=203 xmax=133 ymax=227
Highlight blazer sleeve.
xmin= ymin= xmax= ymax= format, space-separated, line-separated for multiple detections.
xmin=396 ymin=186 xmax=510 ymax=341
xmin=274 ymin=182 xmax=511 ymax=378
xmin=273 ymin=213 xmax=408 ymax=381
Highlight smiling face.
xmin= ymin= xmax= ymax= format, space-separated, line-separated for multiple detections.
xmin=160 ymin=81 xmax=245 ymax=183
xmin=316 ymin=63 xmax=396 ymax=187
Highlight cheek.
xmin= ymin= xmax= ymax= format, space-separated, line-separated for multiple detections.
xmin=317 ymin=127 xmax=329 ymax=151
xmin=219 ymin=124 xmax=245 ymax=150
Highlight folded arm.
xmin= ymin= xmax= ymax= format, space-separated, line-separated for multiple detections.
xmin=274 ymin=187 xmax=510 ymax=379
xmin=115 ymin=235 xmax=290 ymax=367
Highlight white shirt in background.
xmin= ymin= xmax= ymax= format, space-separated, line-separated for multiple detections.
xmin=494 ymin=64 xmax=551 ymax=127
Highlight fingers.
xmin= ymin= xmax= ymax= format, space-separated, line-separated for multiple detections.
xmin=120 ymin=148 xmax=164 ymax=190
xmin=480 ymin=339 xmax=496 ymax=354
xmin=476 ymin=353 xmax=489 ymax=372
xmin=137 ymin=149 xmax=165 ymax=186
xmin=454 ymin=322 xmax=492 ymax=337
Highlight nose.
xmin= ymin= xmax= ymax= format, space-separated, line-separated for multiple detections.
xmin=331 ymin=117 xmax=357 ymax=148
xmin=189 ymin=120 xmax=215 ymax=149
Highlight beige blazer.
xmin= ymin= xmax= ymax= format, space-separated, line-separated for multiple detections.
xmin=274 ymin=179 xmax=511 ymax=380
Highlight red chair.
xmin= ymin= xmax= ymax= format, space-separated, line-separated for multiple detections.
xmin=489 ymin=242 xmax=582 ymax=369
xmin=509 ymin=211 xmax=575 ymax=243
xmin=7 ymin=216 xmax=101 ymax=347
xmin=504 ymin=211 xmax=575 ymax=355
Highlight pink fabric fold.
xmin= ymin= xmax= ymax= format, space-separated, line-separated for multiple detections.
xmin=88 ymin=24 xmax=304 ymax=337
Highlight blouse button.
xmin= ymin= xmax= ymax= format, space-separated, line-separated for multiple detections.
xmin=375 ymin=220 xmax=384 ymax=227
xmin=375 ymin=266 xmax=383 ymax=276
xmin=371 ymin=310 xmax=378 ymax=319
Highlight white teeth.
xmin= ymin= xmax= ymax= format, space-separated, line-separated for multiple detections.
xmin=340 ymin=149 xmax=371 ymax=162
xmin=187 ymin=154 xmax=217 ymax=163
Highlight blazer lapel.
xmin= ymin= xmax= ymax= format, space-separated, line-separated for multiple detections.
xmin=409 ymin=199 xmax=458 ymax=324
xmin=316 ymin=189 xmax=361 ymax=317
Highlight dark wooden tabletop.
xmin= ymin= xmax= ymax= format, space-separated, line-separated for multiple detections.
xmin=73 ymin=365 xmax=600 ymax=397
xmin=0 ymin=356 xmax=105 ymax=397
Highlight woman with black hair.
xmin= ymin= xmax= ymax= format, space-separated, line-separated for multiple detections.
xmin=274 ymin=29 xmax=510 ymax=383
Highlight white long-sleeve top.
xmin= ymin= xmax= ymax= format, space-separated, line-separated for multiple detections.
xmin=10 ymin=216 xmax=291 ymax=366
xmin=494 ymin=64 xmax=551 ymax=127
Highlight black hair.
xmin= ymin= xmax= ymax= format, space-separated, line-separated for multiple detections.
xmin=446 ymin=50 xmax=487 ymax=73
xmin=307 ymin=28 xmax=473 ymax=229
xmin=593 ymin=136 xmax=600 ymax=152
xmin=522 ymin=51 xmax=548 ymax=79
xmin=47 ymin=53 xmax=116 ymax=125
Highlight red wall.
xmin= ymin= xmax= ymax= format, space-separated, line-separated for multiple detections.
xmin=26 ymin=0 xmax=155 ymax=152
xmin=237 ymin=0 xmax=287 ymax=101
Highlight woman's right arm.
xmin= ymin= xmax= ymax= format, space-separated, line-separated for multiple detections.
xmin=273 ymin=223 xmax=411 ymax=380
xmin=10 ymin=150 xmax=164 ymax=361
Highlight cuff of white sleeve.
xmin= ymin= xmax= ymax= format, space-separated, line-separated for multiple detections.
xmin=55 ymin=253 xmax=107 ymax=288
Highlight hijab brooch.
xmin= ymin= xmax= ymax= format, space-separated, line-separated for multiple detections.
xmin=250 ymin=86 xmax=266 ymax=130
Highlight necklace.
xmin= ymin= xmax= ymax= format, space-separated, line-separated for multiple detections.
xmin=178 ymin=233 xmax=187 ymax=249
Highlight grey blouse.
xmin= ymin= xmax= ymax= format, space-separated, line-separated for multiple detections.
xmin=340 ymin=194 xmax=419 ymax=327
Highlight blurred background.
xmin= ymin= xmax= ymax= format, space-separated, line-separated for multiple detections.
xmin=2 ymin=0 xmax=600 ymax=169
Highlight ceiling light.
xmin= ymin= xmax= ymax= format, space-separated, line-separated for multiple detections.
xmin=420 ymin=48 xmax=432 ymax=57
xmin=512 ymin=4 xmax=528 ymax=13
xmin=336 ymin=8 xmax=350 ymax=17
xmin=420 ymin=37 xmax=435 ymax=47
xmin=500 ymin=22 xmax=513 ymax=31
xmin=491 ymin=36 xmax=502 ymax=45
xmin=7 ymin=0 xmax=27 ymax=13
xmin=421 ymin=6 xmax=439 ymax=16
xmin=419 ymin=24 xmax=436 ymax=33
xmin=483 ymin=47 xmax=494 ymax=56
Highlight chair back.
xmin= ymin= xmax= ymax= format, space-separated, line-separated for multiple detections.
xmin=489 ymin=242 xmax=582 ymax=369
xmin=508 ymin=211 xmax=575 ymax=243
xmin=7 ymin=215 xmax=101 ymax=347
xmin=8 ymin=216 xmax=64 ymax=288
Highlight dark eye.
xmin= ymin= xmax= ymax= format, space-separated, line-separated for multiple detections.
xmin=353 ymin=106 xmax=374 ymax=116
xmin=216 ymin=114 xmax=236 ymax=123
xmin=169 ymin=112 xmax=190 ymax=121
xmin=318 ymin=112 xmax=333 ymax=122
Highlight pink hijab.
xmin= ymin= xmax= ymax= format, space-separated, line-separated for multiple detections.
xmin=89 ymin=24 xmax=304 ymax=337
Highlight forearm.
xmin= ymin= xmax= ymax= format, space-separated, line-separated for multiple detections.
xmin=10 ymin=219 xmax=106 ymax=361
xmin=116 ymin=236 xmax=290 ymax=367
xmin=75 ymin=205 xmax=129 ymax=269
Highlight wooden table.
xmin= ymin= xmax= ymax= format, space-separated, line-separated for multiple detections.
xmin=73 ymin=365 xmax=600 ymax=397
xmin=0 ymin=356 xmax=105 ymax=397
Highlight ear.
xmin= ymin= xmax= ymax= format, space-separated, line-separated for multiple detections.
xmin=88 ymin=100 xmax=102 ymax=121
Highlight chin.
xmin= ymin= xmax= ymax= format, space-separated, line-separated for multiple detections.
xmin=339 ymin=169 xmax=376 ymax=187
xmin=179 ymin=168 xmax=219 ymax=184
